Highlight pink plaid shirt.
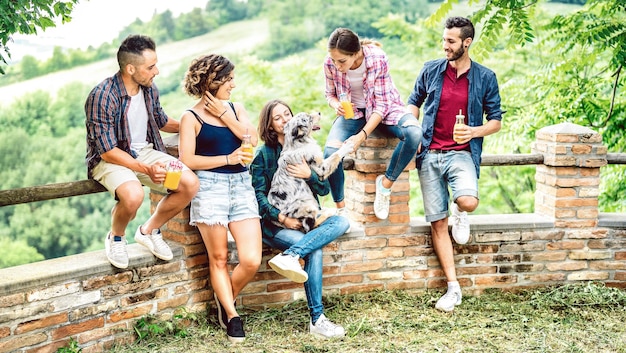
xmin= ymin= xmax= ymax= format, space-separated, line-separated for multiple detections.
xmin=324 ymin=44 xmax=407 ymax=125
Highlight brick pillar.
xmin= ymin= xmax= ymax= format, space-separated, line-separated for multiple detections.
xmin=343 ymin=130 xmax=413 ymax=236
xmin=531 ymin=122 xmax=607 ymax=228
xmin=150 ymin=135 xmax=207 ymax=272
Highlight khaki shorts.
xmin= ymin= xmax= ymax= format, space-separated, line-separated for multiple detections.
xmin=92 ymin=144 xmax=186 ymax=198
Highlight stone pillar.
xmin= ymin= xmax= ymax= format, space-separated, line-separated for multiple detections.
xmin=343 ymin=130 xmax=413 ymax=236
xmin=532 ymin=122 xmax=607 ymax=228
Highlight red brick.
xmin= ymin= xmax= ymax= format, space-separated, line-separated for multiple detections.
xmin=25 ymin=338 xmax=69 ymax=353
xmin=50 ymin=317 xmax=104 ymax=340
xmin=82 ymin=272 xmax=133 ymax=291
xmin=157 ymin=294 xmax=190 ymax=311
xmin=16 ymin=313 xmax=68 ymax=334
xmin=107 ymin=304 xmax=152 ymax=323
xmin=341 ymin=261 xmax=384 ymax=273
xmin=0 ymin=292 xmax=25 ymax=308
xmin=0 ymin=326 xmax=9 ymax=339
xmin=340 ymin=283 xmax=384 ymax=295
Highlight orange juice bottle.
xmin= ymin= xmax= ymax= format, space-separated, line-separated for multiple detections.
xmin=339 ymin=93 xmax=354 ymax=119
xmin=163 ymin=160 xmax=183 ymax=190
xmin=241 ymin=134 xmax=253 ymax=166
xmin=453 ymin=109 xmax=466 ymax=144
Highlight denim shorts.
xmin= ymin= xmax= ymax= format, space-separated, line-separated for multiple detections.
xmin=190 ymin=170 xmax=260 ymax=227
xmin=418 ymin=150 xmax=478 ymax=222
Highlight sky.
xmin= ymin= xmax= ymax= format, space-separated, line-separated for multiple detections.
xmin=9 ymin=0 xmax=209 ymax=62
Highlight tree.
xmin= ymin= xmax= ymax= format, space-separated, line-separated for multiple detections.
xmin=0 ymin=0 xmax=79 ymax=74
xmin=377 ymin=0 xmax=625 ymax=212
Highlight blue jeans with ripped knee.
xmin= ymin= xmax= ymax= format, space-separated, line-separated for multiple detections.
xmin=323 ymin=113 xmax=422 ymax=203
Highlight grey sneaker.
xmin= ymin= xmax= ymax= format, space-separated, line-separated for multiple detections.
xmin=310 ymin=314 xmax=345 ymax=338
xmin=374 ymin=175 xmax=391 ymax=220
xmin=135 ymin=226 xmax=173 ymax=261
xmin=268 ymin=253 xmax=308 ymax=283
xmin=435 ymin=289 xmax=462 ymax=312
xmin=105 ymin=232 xmax=128 ymax=269
xmin=451 ymin=203 xmax=470 ymax=244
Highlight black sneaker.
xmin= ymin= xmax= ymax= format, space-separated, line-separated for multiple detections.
xmin=214 ymin=292 xmax=228 ymax=330
xmin=227 ymin=316 xmax=245 ymax=343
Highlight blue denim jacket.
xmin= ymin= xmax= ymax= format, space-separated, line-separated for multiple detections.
xmin=407 ymin=58 xmax=503 ymax=178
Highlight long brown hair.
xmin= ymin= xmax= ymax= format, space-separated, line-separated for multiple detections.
xmin=327 ymin=27 xmax=381 ymax=56
xmin=258 ymin=99 xmax=293 ymax=148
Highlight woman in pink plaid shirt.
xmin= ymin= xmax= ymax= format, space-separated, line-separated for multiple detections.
xmin=322 ymin=27 xmax=422 ymax=221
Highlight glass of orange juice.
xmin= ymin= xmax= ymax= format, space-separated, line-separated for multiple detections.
xmin=339 ymin=92 xmax=354 ymax=119
xmin=453 ymin=109 xmax=466 ymax=144
xmin=241 ymin=134 xmax=253 ymax=166
xmin=163 ymin=160 xmax=183 ymax=190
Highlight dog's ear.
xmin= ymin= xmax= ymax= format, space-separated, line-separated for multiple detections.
xmin=291 ymin=124 xmax=300 ymax=139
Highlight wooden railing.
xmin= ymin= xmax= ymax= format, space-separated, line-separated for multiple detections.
xmin=0 ymin=153 xmax=624 ymax=207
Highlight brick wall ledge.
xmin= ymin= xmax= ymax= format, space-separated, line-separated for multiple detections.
xmin=0 ymin=244 xmax=184 ymax=296
xmin=0 ymin=212 xmax=573 ymax=297
xmin=598 ymin=213 xmax=626 ymax=228
xmin=410 ymin=213 xmax=554 ymax=233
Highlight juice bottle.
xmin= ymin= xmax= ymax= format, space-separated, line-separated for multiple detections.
xmin=453 ymin=109 xmax=466 ymax=144
xmin=163 ymin=160 xmax=183 ymax=190
xmin=241 ymin=134 xmax=253 ymax=166
xmin=339 ymin=92 xmax=354 ymax=119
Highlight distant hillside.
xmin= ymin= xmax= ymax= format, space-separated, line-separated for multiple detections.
xmin=0 ymin=19 xmax=269 ymax=106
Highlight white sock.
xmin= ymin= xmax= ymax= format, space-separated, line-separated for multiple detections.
xmin=448 ymin=281 xmax=460 ymax=292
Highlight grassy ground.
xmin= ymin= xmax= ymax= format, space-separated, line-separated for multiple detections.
xmin=107 ymin=282 xmax=626 ymax=353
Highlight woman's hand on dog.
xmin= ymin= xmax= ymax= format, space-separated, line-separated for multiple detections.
xmin=282 ymin=215 xmax=303 ymax=230
xmin=286 ymin=158 xmax=312 ymax=179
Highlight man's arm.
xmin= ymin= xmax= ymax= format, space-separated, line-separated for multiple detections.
xmin=101 ymin=147 xmax=166 ymax=183
xmin=160 ymin=117 xmax=179 ymax=133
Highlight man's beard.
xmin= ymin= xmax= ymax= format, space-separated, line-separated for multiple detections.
xmin=447 ymin=46 xmax=465 ymax=62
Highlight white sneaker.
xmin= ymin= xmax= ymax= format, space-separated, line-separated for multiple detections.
xmin=105 ymin=232 xmax=128 ymax=269
xmin=135 ymin=226 xmax=173 ymax=261
xmin=374 ymin=175 xmax=391 ymax=220
xmin=435 ymin=289 xmax=462 ymax=312
xmin=310 ymin=314 xmax=345 ymax=338
xmin=450 ymin=203 xmax=470 ymax=244
xmin=268 ymin=253 xmax=308 ymax=283
xmin=335 ymin=208 xmax=352 ymax=234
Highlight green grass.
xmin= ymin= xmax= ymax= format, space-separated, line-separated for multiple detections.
xmin=107 ymin=282 xmax=626 ymax=353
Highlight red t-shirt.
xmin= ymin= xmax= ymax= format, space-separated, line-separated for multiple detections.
xmin=430 ymin=63 xmax=470 ymax=151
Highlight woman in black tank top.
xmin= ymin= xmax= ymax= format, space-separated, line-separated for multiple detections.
xmin=178 ymin=54 xmax=262 ymax=344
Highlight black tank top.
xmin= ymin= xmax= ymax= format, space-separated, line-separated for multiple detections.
xmin=188 ymin=102 xmax=246 ymax=173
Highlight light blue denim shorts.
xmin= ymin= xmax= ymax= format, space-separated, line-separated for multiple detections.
xmin=418 ymin=150 xmax=478 ymax=222
xmin=190 ymin=170 xmax=260 ymax=227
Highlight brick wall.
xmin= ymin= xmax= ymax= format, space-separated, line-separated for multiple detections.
xmin=0 ymin=123 xmax=624 ymax=352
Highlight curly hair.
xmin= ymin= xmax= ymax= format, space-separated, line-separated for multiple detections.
xmin=258 ymin=99 xmax=293 ymax=148
xmin=183 ymin=54 xmax=234 ymax=98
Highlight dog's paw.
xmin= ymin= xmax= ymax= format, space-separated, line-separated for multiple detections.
xmin=337 ymin=140 xmax=355 ymax=158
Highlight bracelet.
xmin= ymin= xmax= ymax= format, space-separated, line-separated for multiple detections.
xmin=361 ymin=129 xmax=368 ymax=138
xmin=225 ymin=155 xmax=229 ymax=165
xmin=218 ymin=110 xmax=227 ymax=119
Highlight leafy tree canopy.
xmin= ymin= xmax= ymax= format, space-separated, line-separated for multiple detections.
xmin=0 ymin=0 xmax=79 ymax=74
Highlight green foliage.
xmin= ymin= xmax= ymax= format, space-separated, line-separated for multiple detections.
xmin=0 ymin=0 xmax=79 ymax=74
xmin=133 ymin=308 xmax=199 ymax=342
xmin=0 ymin=236 xmax=44 ymax=267
xmin=56 ymin=337 xmax=82 ymax=353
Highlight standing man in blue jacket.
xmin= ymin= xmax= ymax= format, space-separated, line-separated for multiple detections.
xmin=407 ymin=16 xmax=504 ymax=312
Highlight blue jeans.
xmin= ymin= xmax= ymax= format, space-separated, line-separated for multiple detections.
xmin=263 ymin=215 xmax=349 ymax=323
xmin=323 ymin=113 xmax=422 ymax=203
